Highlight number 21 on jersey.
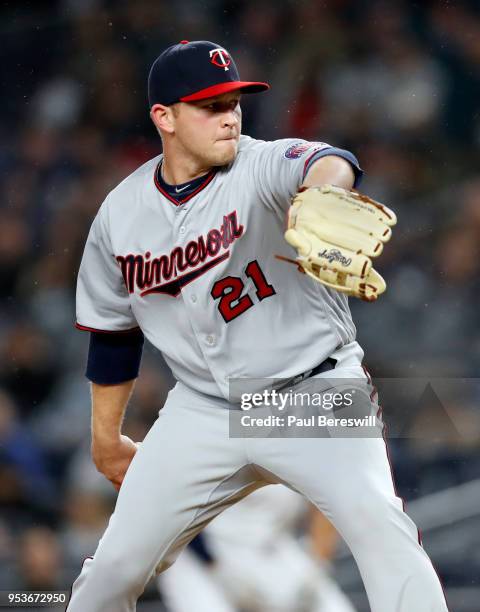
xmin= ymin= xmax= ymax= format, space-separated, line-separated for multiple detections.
xmin=211 ymin=260 xmax=276 ymax=323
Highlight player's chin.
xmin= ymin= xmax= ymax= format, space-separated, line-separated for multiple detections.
xmin=213 ymin=138 xmax=238 ymax=164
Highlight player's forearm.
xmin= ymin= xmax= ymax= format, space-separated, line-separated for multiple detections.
xmin=91 ymin=379 xmax=136 ymax=446
xmin=302 ymin=155 xmax=355 ymax=190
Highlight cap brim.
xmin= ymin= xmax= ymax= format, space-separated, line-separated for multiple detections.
xmin=180 ymin=81 xmax=270 ymax=102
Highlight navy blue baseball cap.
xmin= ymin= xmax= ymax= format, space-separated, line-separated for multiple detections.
xmin=148 ymin=40 xmax=270 ymax=107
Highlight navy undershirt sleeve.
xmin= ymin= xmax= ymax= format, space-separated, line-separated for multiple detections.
xmin=86 ymin=330 xmax=145 ymax=385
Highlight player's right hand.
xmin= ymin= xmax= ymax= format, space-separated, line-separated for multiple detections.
xmin=91 ymin=434 xmax=139 ymax=491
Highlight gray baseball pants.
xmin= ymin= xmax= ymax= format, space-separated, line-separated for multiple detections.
xmin=67 ymin=367 xmax=448 ymax=612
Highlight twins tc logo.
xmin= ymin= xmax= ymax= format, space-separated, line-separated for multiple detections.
xmin=209 ymin=48 xmax=231 ymax=71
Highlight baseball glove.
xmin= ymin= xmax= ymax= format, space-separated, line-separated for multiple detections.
xmin=282 ymin=184 xmax=397 ymax=302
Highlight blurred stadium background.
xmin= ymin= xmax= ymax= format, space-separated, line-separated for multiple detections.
xmin=1 ymin=0 xmax=479 ymax=610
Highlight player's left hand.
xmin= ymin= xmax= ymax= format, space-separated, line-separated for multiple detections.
xmin=282 ymin=184 xmax=397 ymax=301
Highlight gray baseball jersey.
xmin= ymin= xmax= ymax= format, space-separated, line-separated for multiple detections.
xmin=70 ymin=135 xmax=449 ymax=612
xmin=76 ymin=135 xmax=363 ymax=399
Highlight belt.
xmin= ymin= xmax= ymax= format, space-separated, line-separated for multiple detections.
xmin=275 ymin=357 xmax=337 ymax=392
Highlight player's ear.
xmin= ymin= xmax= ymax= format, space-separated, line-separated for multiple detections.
xmin=150 ymin=103 xmax=175 ymax=135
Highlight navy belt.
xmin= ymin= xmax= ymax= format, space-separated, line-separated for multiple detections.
xmin=276 ymin=357 xmax=337 ymax=392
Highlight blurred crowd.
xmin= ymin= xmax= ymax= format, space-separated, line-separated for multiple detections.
xmin=1 ymin=0 xmax=480 ymax=602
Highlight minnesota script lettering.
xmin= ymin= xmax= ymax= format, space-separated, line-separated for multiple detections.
xmin=116 ymin=211 xmax=243 ymax=298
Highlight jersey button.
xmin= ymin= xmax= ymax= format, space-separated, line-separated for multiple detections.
xmin=179 ymin=226 xmax=186 ymax=234
xmin=191 ymin=295 xmax=197 ymax=303
xmin=206 ymin=335 xmax=215 ymax=346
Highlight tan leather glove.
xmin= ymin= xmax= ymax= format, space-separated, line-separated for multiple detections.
xmin=284 ymin=184 xmax=397 ymax=302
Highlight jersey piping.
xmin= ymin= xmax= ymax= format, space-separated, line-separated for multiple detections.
xmin=75 ymin=323 xmax=141 ymax=334
xmin=154 ymin=161 xmax=217 ymax=206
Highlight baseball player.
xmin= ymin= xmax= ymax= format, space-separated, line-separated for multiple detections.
xmin=68 ymin=40 xmax=449 ymax=612
xmin=159 ymin=484 xmax=357 ymax=612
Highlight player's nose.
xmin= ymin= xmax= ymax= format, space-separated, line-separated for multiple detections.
xmin=222 ymin=110 xmax=239 ymax=128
